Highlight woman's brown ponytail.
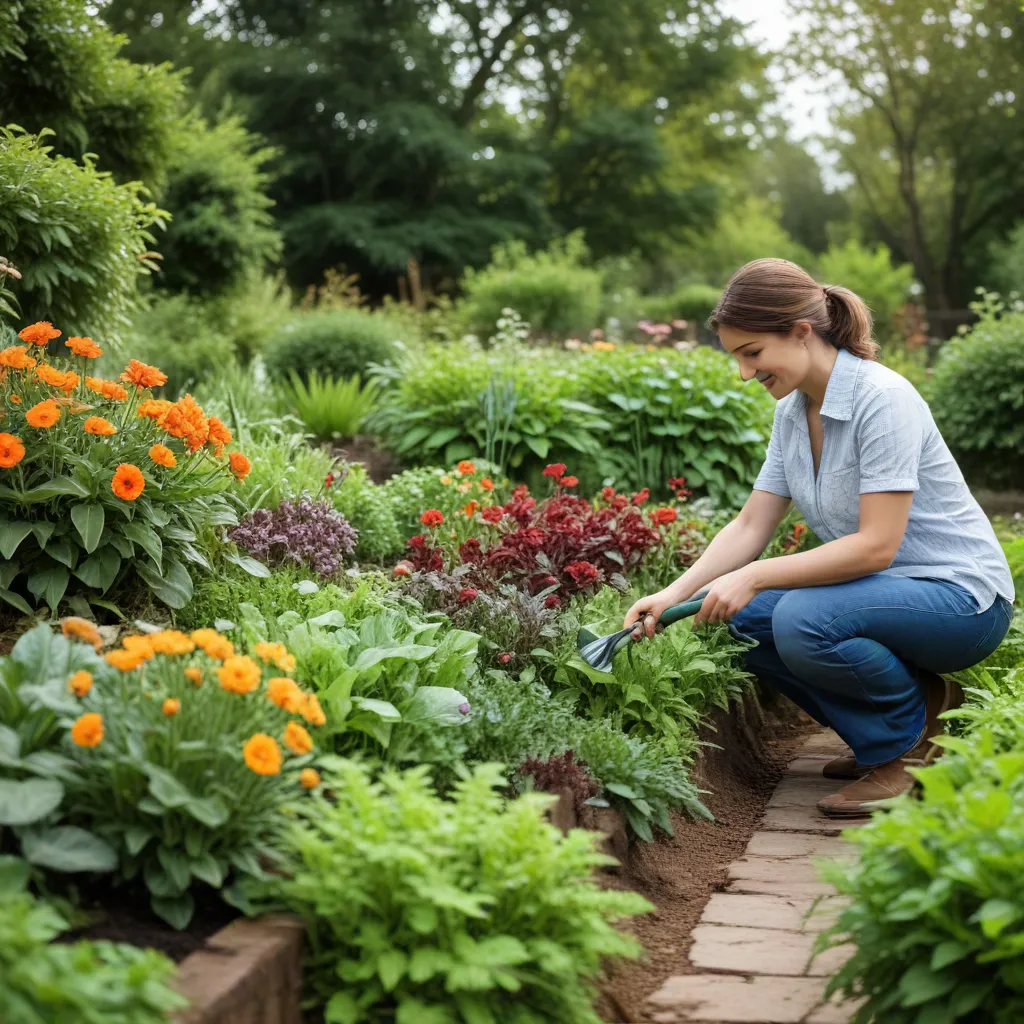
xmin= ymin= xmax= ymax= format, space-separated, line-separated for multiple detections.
xmin=709 ymin=258 xmax=880 ymax=360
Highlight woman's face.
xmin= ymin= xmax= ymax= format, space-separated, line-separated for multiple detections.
xmin=718 ymin=324 xmax=811 ymax=399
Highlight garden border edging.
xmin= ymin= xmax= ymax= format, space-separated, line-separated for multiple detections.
xmin=172 ymin=914 xmax=304 ymax=1024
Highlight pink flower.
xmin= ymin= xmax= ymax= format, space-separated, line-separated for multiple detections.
xmin=458 ymin=587 xmax=479 ymax=604
xmin=498 ymin=653 xmax=512 ymax=665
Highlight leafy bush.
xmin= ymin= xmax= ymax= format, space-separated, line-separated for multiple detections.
xmin=264 ymin=309 xmax=403 ymax=384
xmin=332 ymin=462 xmax=404 ymax=562
xmin=927 ymin=294 xmax=1024 ymax=489
xmin=0 ymin=324 xmax=260 ymax=616
xmin=458 ymin=232 xmax=603 ymax=338
xmin=0 ymin=624 xmax=118 ymax=874
xmin=235 ymin=433 xmax=336 ymax=510
xmin=0 ymin=128 xmax=163 ymax=339
xmin=62 ymin=623 xmax=324 ymax=929
xmin=0 ymin=873 xmax=185 ymax=1024
xmin=282 ymin=371 xmax=379 ymax=440
xmin=240 ymin=758 xmax=651 ymax=1024
xmin=381 ymin=462 xmax=504 ymax=537
xmin=156 ymin=113 xmax=281 ymax=297
xmin=639 ymin=282 xmax=721 ymax=328
xmin=815 ymin=240 xmax=915 ymax=343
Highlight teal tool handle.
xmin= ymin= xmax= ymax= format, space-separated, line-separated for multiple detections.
xmin=658 ymin=593 xmax=707 ymax=627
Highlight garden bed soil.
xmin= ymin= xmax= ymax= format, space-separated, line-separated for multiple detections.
xmin=595 ymin=692 xmax=813 ymax=1023
xmin=328 ymin=434 xmax=401 ymax=483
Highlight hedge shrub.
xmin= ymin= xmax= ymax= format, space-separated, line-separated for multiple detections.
xmin=927 ymin=295 xmax=1024 ymax=489
xmin=640 ymin=282 xmax=721 ymax=327
xmin=264 ymin=309 xmax=402 ymax=384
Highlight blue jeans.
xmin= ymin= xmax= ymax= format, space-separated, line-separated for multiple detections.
xmin=729 ymin=575 xmax=1014 ymax=767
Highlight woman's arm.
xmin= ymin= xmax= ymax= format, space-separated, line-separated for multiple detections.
xmin=695 ymin=491 xmax=913 ymax=624
xmin=624 ymin=489 xmax=790 ymax=635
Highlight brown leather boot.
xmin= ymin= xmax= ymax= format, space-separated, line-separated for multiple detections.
xmin=822 ymin=754 xmax=872 ymax=780
xmin=817 ymin=755 xmax=925 ymax=817
xmin=914 ymin=671 xmax=965 ymax=762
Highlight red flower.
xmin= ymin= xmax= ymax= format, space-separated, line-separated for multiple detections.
xmin=668 ymin=477 xmax=687 ymax=490
xmin=324 ymin=473 xmax=335 ymax=488
xmin=498 ymin=653 xmax=513 ymax=665
xmin=420 ymin=509 xmax=444 ymax=528
xmin=631 ymin=488 xmax=650 ymax=505
xmin=560 ymin=475 xmax=578 ymax=488
xmin=565 ymin=561 xmax=600 ymax=587
xmin=408 ymin=535 xmax=427 ymax=549
xmin=652 ymin=507 xmax=678 ymax=526
xmin=611 ymin=494 xmax=629 ymax=510
xmin=512 ymin=484 xmax=530 ymax=500
xmin=542 ymin=463 xmax=566 ymax=480
xmin=393 ymin=561 xmax=413 ymax=577
xmin=458 ymin=587 xmax=479 ymax=604
xmin=481 ymin=506 xmax=504 ymax=524
xmin=544 ymin=595 xmax=560 ymax=609
xmin=601 ymin=486 xmax=616 ymax=501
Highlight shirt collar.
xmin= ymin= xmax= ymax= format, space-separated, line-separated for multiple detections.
xmin=819 ymin=348 xmax=862 ymax=421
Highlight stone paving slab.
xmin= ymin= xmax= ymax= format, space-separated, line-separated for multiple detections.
xmin=647 ymin=975 xmax=826 ymax=1022
xmin=760 ymin=806 xmax=869 ymax=835
xmin=806 ymin=994 xmax=866 ymax=1023
xmin=745 ymin=831 xmax=855 ymax=859
xmin=767 ymin=775 xmax=846 ymax=809
xmin=785 ymin=756 xmax=841 ymax=775
xmin=701 ymin=893 xmax=845 ymax=933
xmin=724 ymin=878 xmax=839 ymax=899
xmin=806 ymin=942 xmax=856 ymax=977
xmin=728 ymin=856 xmax=835 ymax=885
xmin=689 ymin=924 xmax=815 ymax=975
xmin=797 ymin=732 xmax=851 ymax=756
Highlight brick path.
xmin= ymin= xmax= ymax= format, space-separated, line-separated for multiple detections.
xmin=644 ymin=731 xmax=869 ymax=1024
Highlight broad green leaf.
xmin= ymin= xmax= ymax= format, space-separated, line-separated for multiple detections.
xmin=0 ymin=587 xmax=33 ymax=615
xmin=70 ymin=504 xmax=105 ymax=554
xmin=898 ymin=962 xmax=958 ymax=1007
xmin=152 ymin=893 xmax=195 ymax=930
xmin=122 ymin=520 xmax=163 ymax=567
xmin=20 ymin=477 xmax=90 ymax=501
xmin=26 ymin=565 xmax=70 ymax=613
xmin=224 ymin=549 xmax=272 ymax=577
xmin=21 ymin=826 xmax=117 ymax=873
xmin=147 ymin=766 xmax=193 ymax=809
xmin=402 ymin=687 xmax=470 ymax=726
xmin=0 ymin=778 xmax=64 ymax=826
xmin=351 ymin=697 xmax=401 ymax=721
xmin=190 ymin=853 xmax=226 ymax=888
xmin=353 ymin=644 xmax=436 ymax=670
xmin=136 ymin=557 xmax=193 ymax=609
xmin=377 ymin=949 xmax=408 ymax=991
xmin=185 ymin=795 xmax=230 ymax=828
xmin=0 ymin=521 xmax=33 ymax=559
xmin=73 ymin=546 xmax=121 ymax=592
xmin=158 ymin=846 xmax=192 ymax=891
xmin=124 ymin=826 xmax=153 ymax=856
xmin=0 ymin=854 xmax=31 ymax=895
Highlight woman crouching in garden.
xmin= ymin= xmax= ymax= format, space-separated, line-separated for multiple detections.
xmin=626 ymin=258 xmax=1015 ymax=817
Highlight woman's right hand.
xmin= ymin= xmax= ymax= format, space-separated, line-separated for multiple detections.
xmin=623 ymin=590 xmax=676 ymax=641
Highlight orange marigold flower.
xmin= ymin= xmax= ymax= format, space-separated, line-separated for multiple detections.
xmin=149 ymin=444 xmax=177 ymax=468
xmin=255 ymin=641 xmax=295 ymax=673
xmin=61 ymin=616 xmax=103 ymax=650
xmin=65 ymin=336 xmax=102 ymax=359
xmin=283 ymin=721 xmax=314 ymax=756
xmin=207 ymin=416 xmax=232 ymax=456
xmin=138 ymin=398 xmax=173 ymax=420
xmin=120 ymin=359 xmax=167 ymax=389
xmin=0 ymin=345 xmax=37 ymax=370
xmin=18 ymin=321 xmax=61 ymax=346
xmin=218 ymin=655 xmax=261 ymax=695
xmin=84 ymin=377 xmax=128 ymax=402
xmin=176 ymin=394 xmax=209 ymax=452
xmin=105 ymin=648 xmax=145 ymax=672
xmin=190 ymin=628 xmax=234 ymax=661
xmin=651 ymin=507 xmax=678 ymax=526
xmin=36 ymin=364 xmax=80 ymax=393
xmin=185 ymin=666 xmax=202 ymax=685
xmin=267 ymin=677 xmax=304 ymax=714
xmin=457 ymin=460 xmax=476 ymax=475
xmin=111 ymin=463 xmax=145 ymax=501
xmin=300 ymin=692 xmax=326 ymax=727
xmin=300 ymin=768 xmax=320 ymax=789
xmin=243 ymin=734 xmax=282 ymax=776
xmin=25 ymin=399 xmax=60 ymax=429
xmin=68 ymin=670 xmax=93 ymax=697
xmin=420 ymin=509 xmax=444 ymax=528
xmin=0 ymin=432 xmax=25 ymax=468
xmin=70 ymin=712 xmax=103 ymax=748
xmin=84 ymin=416 xmax=116 ymax=437
xmin=10 ymin=395 xmax=21 ymax=404
xmin=228 ymin=452 xmax=251 ymax=481
xmin=121 ymin=635 xmax=156 ymax=661
xmin=150 ymin=630 xmax=195 ymax=656
xmin=463 ymin=499 xmax=479 ymax=518
xmin=480 ymin=477 xmax=494 ymax=491
xmin=162 ymin=698 xmax=181 ymax=717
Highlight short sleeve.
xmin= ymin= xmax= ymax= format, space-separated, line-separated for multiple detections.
xmin=753 ymin=408 xmax=791 ymax=498
xmin=857 ymin=387 xmax=923 ymax=494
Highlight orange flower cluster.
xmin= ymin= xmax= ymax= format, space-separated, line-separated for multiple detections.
xmin=85 ymin=377 xmax=128 ymax=401
xmin=0 ymin=432 xmax=25 ymax=468
xmin=283 ymin=721 xmax=313 ymax=756
xmin=120 ymin=359 xmax=168 ymax=389
xmin=162 ymin=698 xmax=181 ymax=717
xmin=36 ymin=364 xmax=80 ymax=393
xmin=18 ymin=321 xmax=61 ymax=346
xmin=68 ymin=670 xmax=94 ymax=697
xmin=148 ymin=443 xmax=176 ymax=468
xmin=191 ymin=629 xmax=234 ymax=661
xmin=254 ymin=641 xmax=296 ymax=674
xmin=0 ymin=345 xmax=37 ymax=370
xmin=208 ymin=416 xmax=232 ymax=457
xmin=84 ymin=416 xmax=117 ymax=437
xmin=228 ymin=452 xmax=251 ymax=481
xmin=159 ymin=394 xmax=209 ymax=452
xmin=66 ymin=336 xmax=102 ymax=359
xmin=218 ymin=655 xmax=261 ymax=695
xmin=62 ymin=616 xmax=103 ymax=650
xmin=300 ymin=768 xmax=320 ymax=789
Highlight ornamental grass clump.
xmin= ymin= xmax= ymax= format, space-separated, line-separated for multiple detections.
xmin=229 ymin=496 xmax=358 ymax=577
xmin=0 ymin=320 xmax=256 ymax=615
xmin=56 ymin=623 xmax=324 ymax=929
xmin=239 ymin=758 xmax=652 ymax=1024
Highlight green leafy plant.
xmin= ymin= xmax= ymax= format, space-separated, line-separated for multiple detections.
xmin=331 ymin=462 xmax=404 ymax=562
xmin=59 ymin=624 xmax=324 ymax=929
xmin=263 ymin=309 xmax=403 ymax=384
xmin=639 ymin=282 xmax=721 ymax=328
xmin=283 ymin=370 xmax=380 ymax=441
xmin=239 ymin=757 xmax=652 ymax=1024
xmin=927 ymin=292 xmax=1024 ymax=489
xmin=0 ymin=866 xmax=186 ymax=1024
xmin=0 ymin=625 xmax=117 ymax=874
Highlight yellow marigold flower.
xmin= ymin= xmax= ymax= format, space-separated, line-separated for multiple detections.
xmin=267 ymin=677 xmax=304 ymax=714
xmin=121 ymin=635 xmax=155 ymax=661
xmin=65 ymin=336 xmax=102 ymax=359
xmin=283 ymin=721 xmax=314 ymax=756
xmin=68 ymin=670 xmax=93 ymax=697
xmin=300 ymin=692 xmax=326 ymax=727
xmin=300 ymin=768 xmax=320 ymax=789
xmin=243 ymin=734 xmax=281 ymax=776
xmin=18 ymin=321 xmax=61 ymax=346
xmin=83 ymin=416 xmax=117 ymax=437
xmin=149 ymin=444 xmax=176 ymax=468
xmin=105 ymin=649 xmax=145 ymax=672
xmin=184 ymin=666 xmax=202 ymax=686
xmin=149 ymin=630 xmax=195 ymax=656
xmin=162 ymin=698 xmax=181 ymax=717
xmin=70 ymin=712 xmax=103 ymax=748
xmin=0 ymin=345 xmax=37 ymax=370
xmin=218 ymin=655 xmax=261 ymax=695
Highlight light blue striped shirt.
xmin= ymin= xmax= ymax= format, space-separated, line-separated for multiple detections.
xmin=754 ymin=348 xmax=1014 ymax=612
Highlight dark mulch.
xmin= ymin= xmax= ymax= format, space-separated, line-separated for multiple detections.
xmin=58 ymin=881 xmax=240 ymax=964
xmin=328 ymin=434 xmax=402 ymax=484
xmin=596 ymin=693 xmax=814 ymax=1023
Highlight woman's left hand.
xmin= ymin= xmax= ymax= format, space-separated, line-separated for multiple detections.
xmin=693 ymin=565 xmax=761 ymax=626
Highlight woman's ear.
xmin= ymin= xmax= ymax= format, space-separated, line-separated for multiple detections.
xmin=790 ymin=320 xmax=813 ymax=345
